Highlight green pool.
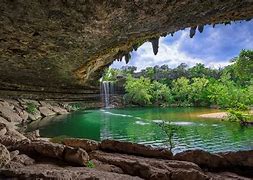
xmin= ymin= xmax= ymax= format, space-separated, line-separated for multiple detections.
xmin=27 ymin=107 xmax=253 ymax=154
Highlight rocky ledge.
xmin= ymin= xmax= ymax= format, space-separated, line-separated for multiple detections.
xmin=0 ymin=125 xmax=252 ymax=179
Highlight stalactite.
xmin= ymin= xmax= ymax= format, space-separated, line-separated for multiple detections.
xmin=150 ymin=38 xmax=159 ymax=55
xmin=198 ymin=25 xmax=204 ymax=33
xmin=124 ymin=53 xmax=131 ymax=64
xmin=133 ymin=44 xmax=139 ymax=51
xmin=189 ymin=26 xmax=197 ymax=38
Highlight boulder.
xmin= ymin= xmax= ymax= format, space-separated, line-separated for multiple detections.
xmin=0 ymin=143 xmax=11 ymax=168
xmin=51 ymin=106 xmax=68 ymax=115
xmin=12 ymin=154 xmax=35 ymax=166
xmin=64 ymin=147 xmax=89 ymax=166
xmin=63 ymin=138 xmax=99 ymax=152
xmin=9 ymin=150 xmax=19 ymax=160
xmin=39 ymin=101 xmax=53 ymax=109
xmin=0 ymin=163 xmax=142 ymax=180
xmin=15 ymin=107 xmax=28 ymax=121
xmin=0 ymin=135 xmax=20 ymax=146
xmin=5 ymin=129 xmax=27 ymax=141
xmin=92 ymin=159 xmax=124 ymax=174
xmin=0 ymin=117 xmax=16 ymax=130
xmin=218 ymin=150 xmax=253 ymax=168
xmin=91 ymin=151 xmax=207 ymax=180
xmin=25 ymin=130 xmax=40 ymax=140
xmin=39 ymin=106 xmax=56 ymax=117
xmin=0 ymin=104 xmax=22 ymax=123
xmin=0 ymin=123 xmax=7 ymax=136
xmin=9 ymin=140 xmax=65 ymax=160
xmin=100 ymin=140 xmax=172 ymax=159
xmin=173 ymin=150 xmax=228 ymax=169
xmin=28 ymin=109 xmax=42 ymax=121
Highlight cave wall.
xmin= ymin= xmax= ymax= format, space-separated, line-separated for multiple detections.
xmin=0 ymin=0 xmax=253 ymax=99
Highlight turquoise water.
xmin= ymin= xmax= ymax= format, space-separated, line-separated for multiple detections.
xmin=27 ymin=107 xmax=253 ymax=154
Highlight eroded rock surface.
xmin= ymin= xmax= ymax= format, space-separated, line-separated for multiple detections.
xmin=0 ymin=1 xmax=253 ymax=98
xmin=100 ymin=139 xmax=173 ymax=159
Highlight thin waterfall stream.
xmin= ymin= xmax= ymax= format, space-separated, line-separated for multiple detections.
xmin=101 ymin=81 xmax=115 ymax=108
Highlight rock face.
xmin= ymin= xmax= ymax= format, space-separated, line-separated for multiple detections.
xmin=0 ymin=143 xmax=10 ymax=168
xmin=100 ymin=140 xmax=172 ymax=159
xmin=0 ymin=1 xmax=253 ymax=99
xmin=63 ymin=138 xmax=99 ymax=152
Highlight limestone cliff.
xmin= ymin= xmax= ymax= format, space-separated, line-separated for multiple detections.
xmin=0 ymin=0 xmax=253 ymax=99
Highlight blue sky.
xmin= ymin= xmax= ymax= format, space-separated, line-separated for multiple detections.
xmin=111 ymin=20 xmax=253 ymax=71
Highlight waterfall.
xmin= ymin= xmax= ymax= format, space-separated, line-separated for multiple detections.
xmin=101 ymin=81 xmax=115 ymax=108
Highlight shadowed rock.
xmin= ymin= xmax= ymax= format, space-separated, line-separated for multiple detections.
xmin=100 ymin=140 xmax=172 ymax=159
xmin=190 ymin=26 xmax=197 ymax=38
xmin=150 ymin=38 xmax=159 ymax=55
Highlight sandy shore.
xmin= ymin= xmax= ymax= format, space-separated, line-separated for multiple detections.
xmin=198 ymin=112 xmax=228 ymax=119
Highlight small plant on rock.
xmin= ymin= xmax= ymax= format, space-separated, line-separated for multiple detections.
xmin=26 ymin=102 xmax=37 ymax=114
xmin=86 ymin=160 xmax=95 ymax=168
xmin=157 ymin=121 xmax=180 ymax=151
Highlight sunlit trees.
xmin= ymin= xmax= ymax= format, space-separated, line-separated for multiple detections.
xmin=171 ymin=77 xmax=191 ymax=106
xmin=124 ymin=76 xmax=152 ymax=106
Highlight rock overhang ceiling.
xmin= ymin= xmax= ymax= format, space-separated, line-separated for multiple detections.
xmin=0 ymin=0 xmax=253 ymax=98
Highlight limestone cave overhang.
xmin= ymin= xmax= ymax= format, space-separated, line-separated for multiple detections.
xmin=0 ymin=0 xmax=253 ymax=99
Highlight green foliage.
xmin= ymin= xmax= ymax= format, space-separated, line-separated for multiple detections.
xmin=189 ymin=78 xmax=209 ymax=106
xmin=26 ymin=102 xmax=37 ymax=114
xmin=225 ymin=109 xmax=252 ymax=122
xmin=102 ymin=67 xmax=120 ymax=81
xmin=158 ymin=121 xmax=180 ymax=151
xmin=102 ymin=49 xmax=253 ymax=109
xmin=171 ymin=77 xmax=191 ymax=106
xmin=86 ymin=160 xmax=95 ymax=168
xmin=124 ymin=75 xmax=152 ymax=106
xmin=233 ymin=49 xmax=253 ymax=84
xmin=150 ymin=81 xmax=173 ymax=105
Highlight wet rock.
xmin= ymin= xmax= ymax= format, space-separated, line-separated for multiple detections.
xmin=39 ymin=106 xmax=56 ymax=117
xmin=51 ymin=106 xmax=68 ymax=115
xmin=64 ymin=147 xmax=89 ymax=166
xmin=100 ymin=140 xmax=172 ymax=159
xmin=0 ymin=123 xmax=7 ymax=136
xmin=63 ymin=138 xmax=99 ymax=152
xmin=173 ymin=149 xmax=228 ymax=169
xmin=0 ymin=143 xmax=11 ymax=168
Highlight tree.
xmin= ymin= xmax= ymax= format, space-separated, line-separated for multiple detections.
xmin=171 ymin=77 xmax=191 ymax=106
xmin=124 ymin=75 xmax=152 ymax=106
xmin=189 ymin=77 xmax=209 ymax=106
xmin=150 ymin=81 xmax=173 ymax=105
xmin=233 ymin=49 xmax=253 ymax=84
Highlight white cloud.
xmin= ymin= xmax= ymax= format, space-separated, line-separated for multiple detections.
xmin=111 ymin=21 xmax=253 ymax=71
